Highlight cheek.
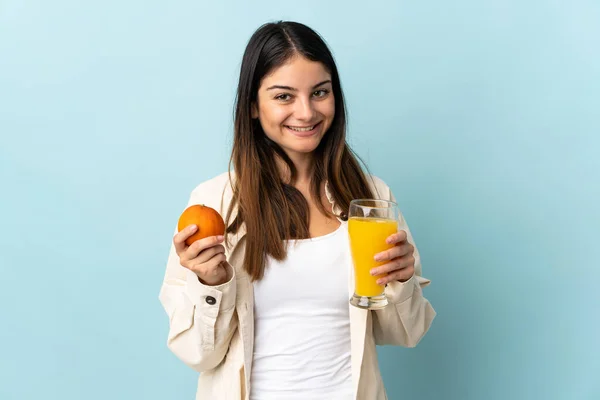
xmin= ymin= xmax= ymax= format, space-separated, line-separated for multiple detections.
xmin=260 ymin=104 xmax=288 ymax=127
xmin=319 ymin=100 xmax=336 ymax=128
xmin=321 ymin=98 xmax=335 ymax=119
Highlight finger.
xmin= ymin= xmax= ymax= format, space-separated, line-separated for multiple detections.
xmin=385 ymin=230 xmax=408 ymax=245
xmin=374 ymin=245 xmax=403 ymax=262
xmin=370 ymin=255 xmax=415 ymax=276
xmin=374 ymin=242 xmax=414 ymax=262
xmin=191 ymin=252 xmax=227 ymax=277
xmin=192 ymin=244 xmax=225 ymax=265
xmin=173 ymin=225 xmax=198 ymax=253
xmin=186 ymin=235 xmax=225 ymax=258
xmin=377 ymin=265 xmax=415 ymax=285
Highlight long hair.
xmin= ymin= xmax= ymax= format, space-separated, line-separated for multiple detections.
xmin=226 ymin=21 xmax=374 ymax=281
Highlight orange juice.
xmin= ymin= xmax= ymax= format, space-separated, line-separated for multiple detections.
xmin=348 ymin=217 xmax=398 ymax=297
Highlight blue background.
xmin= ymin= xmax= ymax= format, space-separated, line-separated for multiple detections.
xmin=1 ymin=1 xmax=598 ymax=399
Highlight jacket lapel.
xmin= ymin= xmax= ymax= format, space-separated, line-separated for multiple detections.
xmin=218 ymin=176 xmax=253 ymax=398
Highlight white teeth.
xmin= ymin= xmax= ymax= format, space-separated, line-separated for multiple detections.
xmin=287 ymin=125 xmax=316 ymax=132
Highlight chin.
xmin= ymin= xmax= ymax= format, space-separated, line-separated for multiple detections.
xmin=289 ymin=140 xmax=322 ymax=153
xmin=277 ymin=145 xmax=318 ymax=158
xmin=297 ymin=146 xmax=320 ymax=154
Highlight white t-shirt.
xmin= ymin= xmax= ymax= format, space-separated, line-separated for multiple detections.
xmin=250 ymin=221 xmax=353 ymax=400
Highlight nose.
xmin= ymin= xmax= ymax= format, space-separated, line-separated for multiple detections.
xmin=294 ymin=96 xmax=316 ymax=122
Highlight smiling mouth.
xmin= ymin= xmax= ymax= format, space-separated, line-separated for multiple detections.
xmin=285 ymin=122 xmax=321 ymax=132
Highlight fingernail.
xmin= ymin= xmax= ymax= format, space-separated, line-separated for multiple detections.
xmin=217 ymin=235 xmax=224 ymax=241
xmin=370 ymin=269 xmax=377 ymax=276
xmin=189 ymin=225 xmax=197 ymax=232
xmin=376 ymin=279 xmax=384 ymax=285
xmin=374 ymin=254 xmax=383 ymax=261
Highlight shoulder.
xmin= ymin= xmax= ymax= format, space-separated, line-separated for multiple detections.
xmin=190 ymin=171 xmax=233 ymax=195
xmin=187 ymin=171 xmax=235 ymax=213
xmin=365 ymin=174 xmax=394 ymax=201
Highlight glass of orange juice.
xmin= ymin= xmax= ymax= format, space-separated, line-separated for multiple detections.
xmin=348 ymin=199 xmax=399 ymax=310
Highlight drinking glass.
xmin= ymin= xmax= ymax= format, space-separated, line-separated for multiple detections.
xmin=348 ymin=199 xmax=399 ymax=310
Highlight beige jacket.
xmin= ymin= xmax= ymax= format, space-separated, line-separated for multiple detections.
xmin=159 ymin=172 xmax=436 ymax=400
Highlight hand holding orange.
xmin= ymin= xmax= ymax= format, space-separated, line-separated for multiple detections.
xmin=173 ymin=204 xmax=230 ymax=286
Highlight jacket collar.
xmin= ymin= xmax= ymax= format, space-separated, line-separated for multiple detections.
xmin=324 ymin=180 xmax=344 ymax=217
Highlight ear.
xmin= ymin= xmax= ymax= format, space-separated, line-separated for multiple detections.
xmin=251 ymin=102 xmax=259 ymax=119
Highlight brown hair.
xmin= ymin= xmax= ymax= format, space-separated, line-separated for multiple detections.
xmin=226 ymin=21 xmax=374 ymax=281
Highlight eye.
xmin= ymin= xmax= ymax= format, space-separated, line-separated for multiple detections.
xmin=313 ymin=89 xmax=330 ymax=98
xmin=275 ymin=93 xmax=292 ymax=101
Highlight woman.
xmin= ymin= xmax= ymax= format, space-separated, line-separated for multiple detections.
xmin=159 ymin=21 xmax=435 ymax=400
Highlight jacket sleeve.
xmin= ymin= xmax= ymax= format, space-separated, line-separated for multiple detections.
xmin=372 ymin=186 xmax=436 ymax=347
xmin=158 ymin=184 xmax=238 ymax=372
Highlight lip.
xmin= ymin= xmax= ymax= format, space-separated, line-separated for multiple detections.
xmin=284 ymin=121 xmax=323 ymax=138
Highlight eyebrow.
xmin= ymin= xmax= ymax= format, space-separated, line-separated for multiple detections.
xmin=266 ymin=80 xmax=332 ymax=91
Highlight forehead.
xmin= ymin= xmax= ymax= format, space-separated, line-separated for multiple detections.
xmin=260 ymin=56 xmax=331 ymax=89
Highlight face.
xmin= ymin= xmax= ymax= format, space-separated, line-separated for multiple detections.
xmin=253 ymin=55 xmax=335 ymax=162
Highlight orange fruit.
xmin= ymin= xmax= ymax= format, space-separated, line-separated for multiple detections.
xmin=177 ymin=204 xmax=225 ymax=246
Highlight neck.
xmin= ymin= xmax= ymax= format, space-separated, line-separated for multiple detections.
xmin=276 ymin=152 xmax=314 ymax=186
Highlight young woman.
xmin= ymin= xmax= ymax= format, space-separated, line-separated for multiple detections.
xmin=159 ymin=21 xmax=435 ymax=400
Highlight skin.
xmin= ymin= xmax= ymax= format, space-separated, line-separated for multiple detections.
xmin=174 ymin=55 xmax=415 ymax=286
xmin=174 ymin=229 xmax=229 ymax=286
xmin=252 ymin=54 xmax=335 ymax=174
